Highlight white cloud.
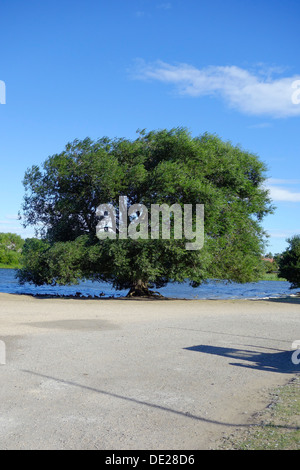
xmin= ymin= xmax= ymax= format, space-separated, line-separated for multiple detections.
xmin=267 ymin=178 xmax=300 ymax=185
xmin=266 ymin=229 xmax=300 ymax=239
xmin=133 ymin=60 xmax=300 ymax=118
xmin=266 ymin=184 xmax=300 ymax=202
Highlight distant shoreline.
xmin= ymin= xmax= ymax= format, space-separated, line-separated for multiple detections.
xmin=0 ymin=264 xmax=20 ymax=270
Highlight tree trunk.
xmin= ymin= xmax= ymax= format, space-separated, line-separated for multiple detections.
xmin=126 ymin=280 xmax=163 ymax=298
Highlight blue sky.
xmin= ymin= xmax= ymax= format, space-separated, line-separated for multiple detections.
xmin=0 ymin=0 xmax=300 ymax=254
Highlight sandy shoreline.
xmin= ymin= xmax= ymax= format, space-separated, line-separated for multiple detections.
xmin=0 ymin=292 xmax=299 ymax=449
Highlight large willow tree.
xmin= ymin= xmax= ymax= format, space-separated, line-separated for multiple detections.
xmin=18 ymin=128 xmax=274 ymax=296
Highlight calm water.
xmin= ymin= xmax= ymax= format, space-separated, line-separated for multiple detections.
xmin=0 ymin=268 xmax=299 ymax=299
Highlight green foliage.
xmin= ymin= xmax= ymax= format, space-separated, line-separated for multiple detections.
xmin=263 ymin=259 xmax=278 ymax=274
xmin=263 ymin=260 xmax=274 ymax=273
xmin=17 ymin=237 xmax=86 ymax=285
xmin=0 ymin=233 xmax=24 ymax=267
xmin=278 ymin=235 xmax=300 ymax=288
xmin=18 ymin=128 xmax=274 ymax=294
xmin=262 ymin=252 xmax=279 ymax=274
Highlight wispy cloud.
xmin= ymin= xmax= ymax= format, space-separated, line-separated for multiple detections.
xmin=157 ymin=2 xmax=172 ymax=9
xmin=247 ymin=122 xmax=272 ymax=129
xmin=4 ymin=214 xmax=19 ymax=220
xmin=135 ymin=11 xmax=145 ymax=17
xmin=267 ymin=186 xmax=300 ymax=202
xmin=132 ymin=60 xmax=300 ymax=118
xmin=265 ymin=179 xmax=300 ymax=202
xmin=267 ymin=178 xmax=300 ymax=185
xmin=0 ymin=215 xmax=34 ymax=238
xmin=266 ymin=229 xmax=300 ymax=239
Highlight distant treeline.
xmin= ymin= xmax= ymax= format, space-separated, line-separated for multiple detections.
xmin=0 ymin=233 xmax=24 ymax=268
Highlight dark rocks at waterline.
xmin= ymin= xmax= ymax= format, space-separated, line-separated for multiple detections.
xmin=16 ymin=292 xmax=114 ymax=300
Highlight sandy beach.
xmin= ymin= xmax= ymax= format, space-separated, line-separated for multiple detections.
xmin=0 ymin=292 xmax=299 ymax=450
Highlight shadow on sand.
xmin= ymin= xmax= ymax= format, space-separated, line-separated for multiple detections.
xmin=21 ymin=369 xmax=299 ymax=430
xmin=259 ymin=296 xmax=300 ymax=305
xmin=184 ymin=344 xmax=300 ymax=374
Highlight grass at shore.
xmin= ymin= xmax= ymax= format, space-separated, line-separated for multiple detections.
xmin=260 ymin=273 xmax=286 ymax=281
xmin=0 ymin=263 xmax=21 ymax=269
xmin=221 ymin=377 xmax=300 ymax=450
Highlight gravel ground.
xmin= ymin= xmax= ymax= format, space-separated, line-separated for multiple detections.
xmin=0 ymin=293 xmax=299 ymax=450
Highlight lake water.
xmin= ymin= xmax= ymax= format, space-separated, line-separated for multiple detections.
xmin=0 ymin=268 xmax=299 ymax=300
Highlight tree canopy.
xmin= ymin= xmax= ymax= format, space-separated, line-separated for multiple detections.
xmin=278 ymin=235 xmax=300 ymax=288
xmin=18 ymin=128 xmax=274 ymax=296
xmin=0 ymin=232 xmax=24 ymax=267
